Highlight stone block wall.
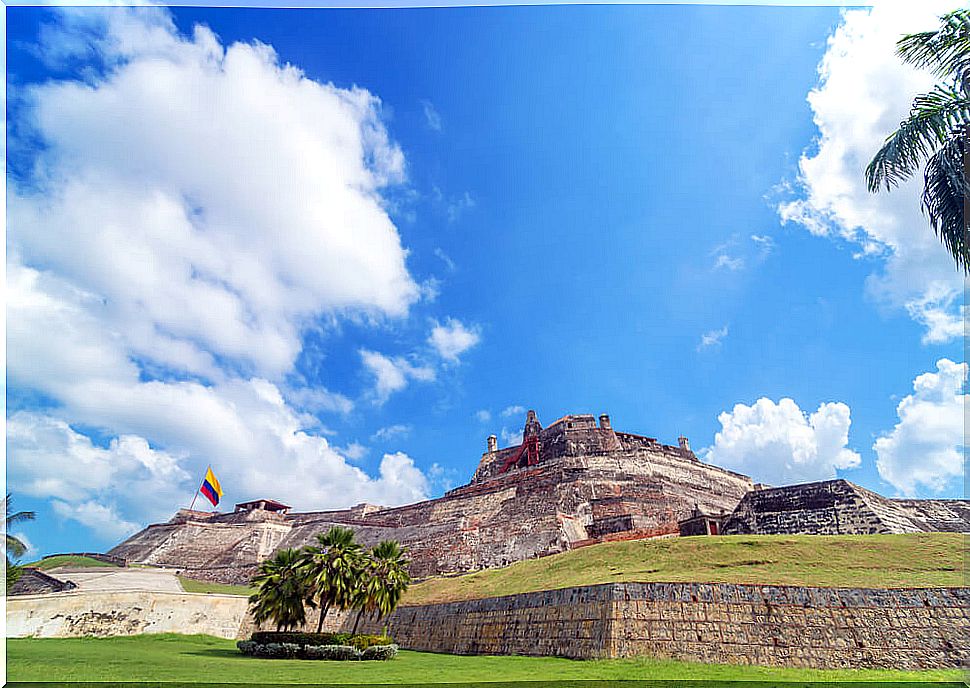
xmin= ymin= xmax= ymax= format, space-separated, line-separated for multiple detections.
xmin=326 ymin=582 xmax=968 ymax=670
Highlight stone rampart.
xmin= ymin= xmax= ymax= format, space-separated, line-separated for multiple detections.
xmin=327 ymin=582 xmax=968 ymax=670
xmin=6 ymin=591 xmax=249 ymax=639
xmin=722 ymin=479 xmax=970 ymax=535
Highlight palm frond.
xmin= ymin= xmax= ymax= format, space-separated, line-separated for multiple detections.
xmin=921 ymin=129 xmax=969 ymax=273
xmin=866 ymin=86 xmax=970 ymax=192
xmin=897 ymin=10 xmax=970 ymax=93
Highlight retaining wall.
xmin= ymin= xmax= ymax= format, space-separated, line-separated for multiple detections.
xmin=340 ymin=582 xmax=968 ymax=670
xmin=6 ymin=590 xmax=249 ymax=639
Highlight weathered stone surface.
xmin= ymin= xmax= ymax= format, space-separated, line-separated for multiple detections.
xmin=110 ymin=411 xmax=754 ymax=583
xmin=8 ymin=568 xmax=77 ymax=596
xmin=313 ymin=582 xmax=970 ymax=670
xmin=6 ymin=590 xmax=249 ymax=639
xmin=722 ymin=479 xmax=970 ymax=535
xmin=108 ymin=413 xmax=970 ymax=586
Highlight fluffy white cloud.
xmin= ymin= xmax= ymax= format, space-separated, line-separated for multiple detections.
xmin=52 ymin=501 xmax=142 ymax=542
xmin=6 ymin=7 xmax=437 ymax=542
xmin=501 ymin=405 xmax=525 ymax=418
xmin=10 ymin=6 xmax=419 ymax=380
xmin=705 ymin=398 xmax=861 ymax=486
xmin=874 ymin=359 xmax=967 ymax=496
xmin=475 ymin=409 xmax=492 ymax=423
xmin=778 ymin=2 xmax=965 ymax=343
xmin=697 ymin=325 xmax=728 ymax=351
xmin=428 ymin=318 xmax=481 ymax=363
xmin=7 ymin=412 xmax=189 ymax=532
xmin=360 ymin=349 xmax=435 ymax=404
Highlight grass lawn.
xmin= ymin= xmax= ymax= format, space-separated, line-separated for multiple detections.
xmin=6 ymin=634 xmax=964 ymax=684
xmin=177 ymin=575 xmax=253 ymax=596
xmin=404 ymin=533 xmax=965 ymax=605
xmin=27 ymin=555 xmax=120 ymax=571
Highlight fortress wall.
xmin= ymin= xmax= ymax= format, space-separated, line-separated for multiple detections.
xmin=336 ymin=582 xmax=968 ymax=670
xmin=719 ymin=480 xmax=970 ymax=536
xmin=6 ymin=591 xmax=249 ymax=639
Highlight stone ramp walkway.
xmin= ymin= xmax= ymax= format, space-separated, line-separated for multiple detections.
xmin=47 ymin=566 xmax=184 ymax=593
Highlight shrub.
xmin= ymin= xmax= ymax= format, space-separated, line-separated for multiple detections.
xmin=254 ymin=642 xmax=284 ymax=658
xmin=249 ymin=631 xmax=393 ymax=649
xmin=279 ymin=643 xmax=302 ymax=658
xmin=236 ymin=640 xmax=257 ymax=655
xmin=347 ymin=634 xmax=394 ymax=651
xmin=361 ymin=644 xmax=398 ymax=661
xmin=303 ymin=644 xmax=361 ymax=661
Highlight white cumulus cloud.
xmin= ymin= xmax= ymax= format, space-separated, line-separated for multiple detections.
xmin=5 ymin=7 xmax=436 ymax=542
xmin=10 ymin=6 xmax=419 ymax=381
xmin=360 ymin=349 xmax=435 ymax=404
xmin=874 ymin=359 xmax=967 ymax=496
xmin=705 ymin=398 xmax=861 ymax=486
xmin=428 ymin=318 xmax=481 ymax=363
xmin=778 ymin=2 xmax=965 ymax=344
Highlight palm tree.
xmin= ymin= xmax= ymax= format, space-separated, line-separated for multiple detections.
xmin=5 ymin=494 xmax=35 ymax=561
xmin=301 ymin=526 xmax=363 ymax=633
xmin=249 ymin=548 xmax=312 ymax=631
xmin=866 ymin=9 xmax=970 ymax=272
xmin=351 ymin=540 xmax=410 ymax=635
xmin=5 ymin=494 xmax=36 ymax=591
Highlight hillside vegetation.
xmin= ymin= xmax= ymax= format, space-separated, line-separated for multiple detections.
xmin=403 ymin=533 xmax=965 ymax=605
xmin=29 ymin=555 xmax=120 ymax=571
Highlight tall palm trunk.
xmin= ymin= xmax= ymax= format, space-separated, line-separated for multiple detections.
xmin=316 ymin=599 xmax=330 ymax=633
xmin=351 ymin=608 xmax=365 ymax=635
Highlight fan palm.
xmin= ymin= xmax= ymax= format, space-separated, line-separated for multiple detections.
xmin=249 ymin=548 xmax=312 ymax=631
xmin=866 ymin=9 xmax=970 ymax=272
xmin=301 ymin=526 xmax=363 ymax=633
xmin=351 ymin=540 xmax=410 ymax=635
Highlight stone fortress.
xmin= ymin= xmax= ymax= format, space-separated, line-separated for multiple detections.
xmin=110 ymin=409 xmax=970 ymax=584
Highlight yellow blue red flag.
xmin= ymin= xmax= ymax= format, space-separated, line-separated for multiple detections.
xmin=199 ymin=467 xmax=223 ymax=507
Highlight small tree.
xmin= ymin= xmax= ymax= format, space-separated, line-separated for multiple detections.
xmin=4 ymin=494 xmax=36 ymax=593
xmin=351 ymin=540 xmax=410 ymax=635
xmin=249 ymin=548 xmax=312 ymax=631
xmin=301 ymin=526 xmax=362 ymax=633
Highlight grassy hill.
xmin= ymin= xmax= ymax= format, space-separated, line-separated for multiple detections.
xmin=28 ymin=555 xmax=120 ymax=571
xmin=177 ymin=576 xmax=253 ymax=596
xmin=403 ymin=533 xmax=965 ymax=606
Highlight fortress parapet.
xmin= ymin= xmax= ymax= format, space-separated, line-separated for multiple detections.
xmin=472 ymin=409 xmax=697 ymax=483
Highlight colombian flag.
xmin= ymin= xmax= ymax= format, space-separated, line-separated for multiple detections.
xmin=200 ymin=467 xmax=223 ymax=507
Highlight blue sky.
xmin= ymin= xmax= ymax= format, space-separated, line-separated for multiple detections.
xmin=6 ymin=2 xmax=966 ymax=558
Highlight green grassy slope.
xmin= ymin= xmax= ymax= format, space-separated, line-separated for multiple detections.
xmin=28 ymin=555 xmax=120 ymax=571
xmin=6 ymin=634 xmax=962 ymax=683
xmin=178 ymin=575 xmax=253 ymax=596
xmin=404 ymin=533 xmax=965 ymax=606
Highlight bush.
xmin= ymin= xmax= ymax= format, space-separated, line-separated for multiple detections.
xmin=254 ymin=642 xmax=284 ymax=658
xmin=249 ymin=631 xmax=393 ymax=649
xmin=303 ymin=644 xmax=361 ymax=661
xmin=238 ymin=637 xmax=397 ymax=661
xmin=361 ymin=644 xmax=398 ymax=661
xmin=347 ymin=634 xmax=394 ymax=651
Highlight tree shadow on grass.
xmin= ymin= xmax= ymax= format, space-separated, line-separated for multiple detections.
xmin=180 ymin=648 xmax=251 ymax=659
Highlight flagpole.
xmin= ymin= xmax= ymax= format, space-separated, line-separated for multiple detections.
xmin=187 ymin=465 xmax=209 ymax=512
